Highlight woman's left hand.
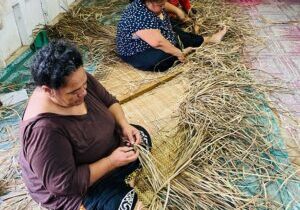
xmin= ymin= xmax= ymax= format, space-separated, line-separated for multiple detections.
xmin=121 ymin=124 xmax=141 ymax=145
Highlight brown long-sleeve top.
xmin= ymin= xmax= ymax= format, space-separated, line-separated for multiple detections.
xmin=19 ymin=73 xmax=119 ymax=210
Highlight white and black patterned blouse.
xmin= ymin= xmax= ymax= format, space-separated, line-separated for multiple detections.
xmin=116 ymin=0 xmax=177 ymax=57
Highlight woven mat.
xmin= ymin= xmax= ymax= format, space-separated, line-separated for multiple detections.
xmin=96 ymin=62 xmax=184 ymax=102
xmin=121 ymin=75 xmax=187 ymax=136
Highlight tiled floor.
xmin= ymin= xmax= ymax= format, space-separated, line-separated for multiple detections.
xmin=239 ymin=0 xmax=300 ymax=149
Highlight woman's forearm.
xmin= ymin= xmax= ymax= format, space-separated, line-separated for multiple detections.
xmin=155 ymin=37 xmax=182 ymax=57
xmin=88 ymin=157 xmax=114 ymax=186
xmin=108 ymin=103 xmax=129 ymax=128
xmin=135 ymin=29 xmax=183 ymax=59
xmin=165 ymin=2 xmax=186 ymax=21
xmin=165 ymin=2 xmax=182 ymax=16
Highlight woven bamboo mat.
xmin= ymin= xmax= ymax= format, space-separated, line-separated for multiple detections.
xmin=121 ymin=75 xmax=188 ymax=203
xmin=96 ymin=62 xmax=184 ymax=102
xmin=121 ymin=74 xmax=187 ymax=136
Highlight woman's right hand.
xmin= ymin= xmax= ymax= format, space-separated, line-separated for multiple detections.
xmin=176 ymin=47 xmax=196 ymax=62
xmin=175 ymin=49 xmax=185 ymax=62
xmin=108 ymin=146 xmax=139 ymax=168
xmin=177 ymin=53 xmax=185 ymax=62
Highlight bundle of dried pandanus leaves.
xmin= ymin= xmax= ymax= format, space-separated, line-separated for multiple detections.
xmin=132 ymin=0 xmax=300 ymax=209
xmin=46 ymin=5 xmax=117 ymax=58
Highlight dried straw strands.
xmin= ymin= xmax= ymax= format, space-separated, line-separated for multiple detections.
xmin=132 ymin=0 xmax=300 ymax=209
xmin=0 ymin=100 xmax=32 ymax=209
xmin=46 ymin=6 xmax=118 ymax=79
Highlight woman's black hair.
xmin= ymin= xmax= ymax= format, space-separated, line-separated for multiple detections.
xmin=30 ymin=39 xmax=83 ymax=89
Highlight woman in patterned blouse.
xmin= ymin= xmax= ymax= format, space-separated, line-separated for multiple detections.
xmin=117 ymin=0 xmax=227 ymax=72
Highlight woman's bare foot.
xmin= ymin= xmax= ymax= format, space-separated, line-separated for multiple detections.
xmin=204 ymin=26 xmax=228 ymax=43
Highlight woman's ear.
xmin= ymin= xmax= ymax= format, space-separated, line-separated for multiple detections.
xmin=41 ymin=85 xmax=55 ymax=97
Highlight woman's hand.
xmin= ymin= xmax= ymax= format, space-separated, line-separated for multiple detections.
xmin=176 ymin=8 xmax=187 ymax=22
xmin=183 ymin=47 xmax=196 ymax=55
xmin=177 ymin=52 xmax=185 ymax=62
xmin=183 ymin=16 xmax=192 ymax=23
xmin=121 ymin=124 xmax=141 ymax=145
xmin=89 ymin=146 xmax=139 ymax=185
xmin=108 ymin=103 xmax=141 ymax=145
xmin=176 ymin=47 xmax=196 ymax=62
xmin=174 ymin=49 xmax=185 ymax=62
xmin=108 ymin=147 xmax=139 ymax=168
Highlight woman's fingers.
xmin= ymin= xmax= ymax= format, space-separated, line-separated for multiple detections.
xmin=183 ymin=47 xmax=197 ymax=55
xmin=119 ymin=147 xmax=139 ymax=158
xmin=177 ymin=53 xmax=185 ymax=62
xmin=133 ymin=131 xmax=141 ymax=144
xmin=119 ymin=146 xmax=134 ymax=152
xmin=109 ymin=146 xmax=139 ymax=167
xmin=127 ymin=150 xmax=139 ymax=161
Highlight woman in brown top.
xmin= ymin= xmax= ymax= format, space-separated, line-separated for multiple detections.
xmin=19 ymin=40 xmax=151 ymax=210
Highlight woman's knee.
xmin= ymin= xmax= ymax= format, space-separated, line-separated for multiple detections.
xmin=120 ymin=50 xmax=177 ymax=72
xmin=175 ymin=29 xmax=204 ymax=48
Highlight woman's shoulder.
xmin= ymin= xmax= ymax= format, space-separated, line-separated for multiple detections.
xmin=22 ymin=100 xmax=71 ymax=130
xmin=22 ymin=92 xmax=49 ymax=121
xmin=21 ymin=112 xmax=65 ymax=130
xmin=22 ymin=89 xmax=60 ymax=121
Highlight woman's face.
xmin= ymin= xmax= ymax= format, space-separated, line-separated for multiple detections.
xmin=50 ymin=67 xmax=88 ymax=107
xmin=145 ymin=1 xmax=166 ymax=15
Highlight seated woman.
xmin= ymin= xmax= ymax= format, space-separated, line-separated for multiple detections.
xmin=166 ymin=0 xmax=193 ymax=22
xmin=117 ymin=0 xmax=227 ymax=72
xmin=19 ymin=40 xmax=151 ymax=210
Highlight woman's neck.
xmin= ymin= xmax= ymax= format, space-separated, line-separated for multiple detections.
xmin=23 ymin=87 xmax=87 ymax=120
